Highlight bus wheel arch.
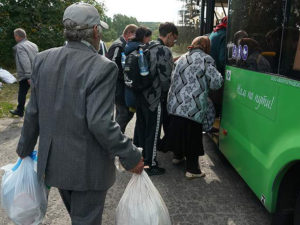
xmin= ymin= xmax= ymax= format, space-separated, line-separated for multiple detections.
xmin=272 ymin=162 xmax=300 ymax=225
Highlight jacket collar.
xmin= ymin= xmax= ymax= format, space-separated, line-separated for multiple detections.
xmin=65 ymin=41 xmax=97 ymax=53
xmin=13 ymin=38 xmax=27 ymax=50
xmin=157 ymin=38 xmax=165 ymax=46
xmin=120 ymin=36 xmax=127 ymax=44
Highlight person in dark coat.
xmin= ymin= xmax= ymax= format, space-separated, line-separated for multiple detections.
xmin=209 ymin=16 xmax=227 ymax=115
xmin=106 ymin=24 xmax=138 ymax=133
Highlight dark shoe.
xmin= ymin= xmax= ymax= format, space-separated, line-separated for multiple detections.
xmin=145 ymin=166 xmax=165 ymax=176
xmin=207 ymin=127 xmax=219 ymax=133
xmin=9 ymin=109 xmax=23 ymax=117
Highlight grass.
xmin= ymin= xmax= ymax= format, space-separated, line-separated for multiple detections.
xmin=0 ymin=82 xmax=18 ymax=118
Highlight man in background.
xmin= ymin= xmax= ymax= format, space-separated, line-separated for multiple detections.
xmin=106 ymin=24 xmax=137 ymax=133
xmin=10 ymin=28 xmax=38 ymax=117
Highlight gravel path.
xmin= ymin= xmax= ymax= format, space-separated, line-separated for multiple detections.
xmin=0 ymin=117 xmax=272 ymax=225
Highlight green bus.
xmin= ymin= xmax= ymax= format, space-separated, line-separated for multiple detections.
xmin=216 ymin=0 xmax=300 ymax=223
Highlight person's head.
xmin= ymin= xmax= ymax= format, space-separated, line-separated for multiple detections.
xmin=189 ymin=36 xmax=211 ymax=54
xmin=158 ymin=22 xmax=178 ymax=47
xmin=14 ymin=28 xmax=26 ymax=43
xmin=63 ymin=3 xmax=108 ymax=51
xmin=123 ymin=24 xmax=138 ymax=42
xmin=239 ymin=38 xmax=261 ymax=54
xmin=132 ymin=26 xmax=152 ymax=44
xmin=233 ymin=30 xmax=248 ymax=45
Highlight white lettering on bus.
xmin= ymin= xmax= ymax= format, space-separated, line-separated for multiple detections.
xmin=237 ymin=85 xmax=247 ymax=97
xmin=236 ymin=84 xmax=275 ymax=110
xmin=255 ymin=95 xmax=275 ymax=110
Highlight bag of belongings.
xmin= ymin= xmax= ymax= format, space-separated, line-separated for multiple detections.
xmin=1 ymin=151 xmax=48 ymax=225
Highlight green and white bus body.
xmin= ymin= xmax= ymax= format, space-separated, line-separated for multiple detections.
xmin=218 ymin=0 xmax=300 ymax=213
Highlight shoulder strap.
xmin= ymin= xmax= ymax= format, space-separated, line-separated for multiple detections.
xmin=148 ymin=42 xmax=162 ymax=51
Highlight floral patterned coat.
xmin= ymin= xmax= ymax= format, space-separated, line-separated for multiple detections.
xmin=167 ymin=49 xmax=223 ymax=124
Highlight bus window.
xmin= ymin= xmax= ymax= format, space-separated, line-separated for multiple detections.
xmin=227 ymin=0 xmax=284 ymax=74
xmin=279 ymin=0 xmax=300 ymax=79
xmin=294 ymin=36 xmax=300 ymax=71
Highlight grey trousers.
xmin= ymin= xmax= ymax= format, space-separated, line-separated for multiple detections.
xmin=58 ymin=189 xmax=107 ymax=225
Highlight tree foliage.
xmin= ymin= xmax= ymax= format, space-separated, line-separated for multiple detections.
xmin=0 ymin=0 xmax=105 ymax=68
xmin=0 ymin=0 xmax=146 ymax=68
xmin=100 ymin=14 xmax=140 ymax=42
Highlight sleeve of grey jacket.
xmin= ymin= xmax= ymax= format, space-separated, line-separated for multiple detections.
xmin=16 ymin=58 xmax=40 ymax=158
xmin=17 ymin=46 xmax=32 ymax=79
xmin=204 ymin=55 xmax=224 ymax=90
xmin=86 ymin=61 xmax=141 ymax=170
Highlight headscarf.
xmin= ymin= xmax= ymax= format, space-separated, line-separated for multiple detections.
xmin=213 ymin=16 xmax=228 ymax=33
xmin=188 ymin=36 xmax=211 ymax=54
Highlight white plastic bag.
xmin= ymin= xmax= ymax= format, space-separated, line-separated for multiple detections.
xmin=1 ymin=152 xmax=48 ymax=225
xmin=116 ymin=171 xmax=172 ymax=225
xmin=0 ymin=68 xmax=17 ymax=84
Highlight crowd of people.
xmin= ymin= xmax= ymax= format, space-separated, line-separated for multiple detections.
xmin=9 ymin=2 xmax=225 ymax=224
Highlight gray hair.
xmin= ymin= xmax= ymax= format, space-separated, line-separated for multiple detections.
xmin=14 ymin=28 xmax=26 ymax=39
xmin=63 ymin=19 xmax=102 ymax=43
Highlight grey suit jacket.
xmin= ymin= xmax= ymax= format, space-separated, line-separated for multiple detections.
xmin=16 ymin=41 xmax=141 ymax=191
xmin=13 ymin=39 xmax=38 ymax=81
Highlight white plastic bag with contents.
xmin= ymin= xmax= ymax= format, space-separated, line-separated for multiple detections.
xmin=1 ymin=151 xmax=48 ymax=225
xmin=116 ymin=170 xmax=172 ymax=225
xmin=0 ymin=68 xmax=17 ymax=84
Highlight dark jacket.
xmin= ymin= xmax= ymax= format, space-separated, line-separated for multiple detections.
xmin=16 ymin=41 xmax=141 ymax=191
xmin=209 ymin=28 xmax=226 ymax=75
xmin=106 ymin=36 xmax=127 ymax=105
xmin=142 ymin=38 xmax=173 ymax=111
xmin=123 ymin=41 xmax=142 ymax=108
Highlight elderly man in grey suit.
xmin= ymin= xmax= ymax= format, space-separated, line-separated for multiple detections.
xmin=16 ymin=3 xmax=144 ymax=225
xmin=10 ymin=28 xmax=38 ymax=117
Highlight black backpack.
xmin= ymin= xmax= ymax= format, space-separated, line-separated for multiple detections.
xmin=123 ymin=43 xmax=161 ymax=92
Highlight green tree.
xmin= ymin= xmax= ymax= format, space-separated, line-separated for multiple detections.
xmin=0 ymin=0 xmax=105 ymax=69
xmin=111 ymin=14 xmax=139 ymax=37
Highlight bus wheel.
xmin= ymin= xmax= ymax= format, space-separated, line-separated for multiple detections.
xmin=272 ymin=163 xmax=300 ymax=225
xmin=293 ymin=190 xmax=300 ymax=224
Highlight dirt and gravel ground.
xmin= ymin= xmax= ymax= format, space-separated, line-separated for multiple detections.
xmin=0 ymin=116 xmax=272 ymax=225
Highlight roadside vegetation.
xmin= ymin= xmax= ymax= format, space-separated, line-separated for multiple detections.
xmin=0 ymin=83 xmax=18 ymax=118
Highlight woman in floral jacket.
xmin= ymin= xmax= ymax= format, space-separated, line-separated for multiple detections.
xmin=166 ymin=36 xmax=223 ymax=179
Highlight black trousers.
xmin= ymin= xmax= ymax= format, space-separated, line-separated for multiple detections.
xmin=157 ymin=98 xmax=170 ymax=151
xmin=17 ymin=79 xmax=30 ymax=113
xmin=115 ymin=103 xmax=134 ymax=133
xmin=165 ymin=115 xmax=204 ymax=173
xmin=59 ymin=189 xmax=107 ymax=225
xmin=134 ymin=100 xmax=161 ymax=167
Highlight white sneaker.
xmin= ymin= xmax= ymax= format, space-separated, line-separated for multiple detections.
xmin=185 ymin=171 xmax=206 ymax=179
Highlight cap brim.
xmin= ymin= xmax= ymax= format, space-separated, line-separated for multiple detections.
xmin=100 ymin=21 xmax=109 ymax=29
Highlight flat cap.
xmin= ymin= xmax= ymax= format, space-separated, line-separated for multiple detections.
xmin=63 ymin=3 xmax=108 ymax=30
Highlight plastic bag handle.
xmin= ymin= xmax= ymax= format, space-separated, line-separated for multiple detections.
xmin=11 ymin=150 xmax=38 ymax=171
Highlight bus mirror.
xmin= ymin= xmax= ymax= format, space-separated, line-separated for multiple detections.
xmin=293 ymin=35 xmax=300 ymax=71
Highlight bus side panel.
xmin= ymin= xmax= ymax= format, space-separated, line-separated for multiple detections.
xmin=219 ymin=66 xmax=300 ymax=212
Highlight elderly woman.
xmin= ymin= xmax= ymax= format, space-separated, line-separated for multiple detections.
xmin=166 ymin=36 xmax=223 ymax=179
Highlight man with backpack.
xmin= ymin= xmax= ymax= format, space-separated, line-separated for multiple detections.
xmin=134 ymin=22 xmax=178 ymax=176
xmin=106 ymin=24 xmax=138 ymax=133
